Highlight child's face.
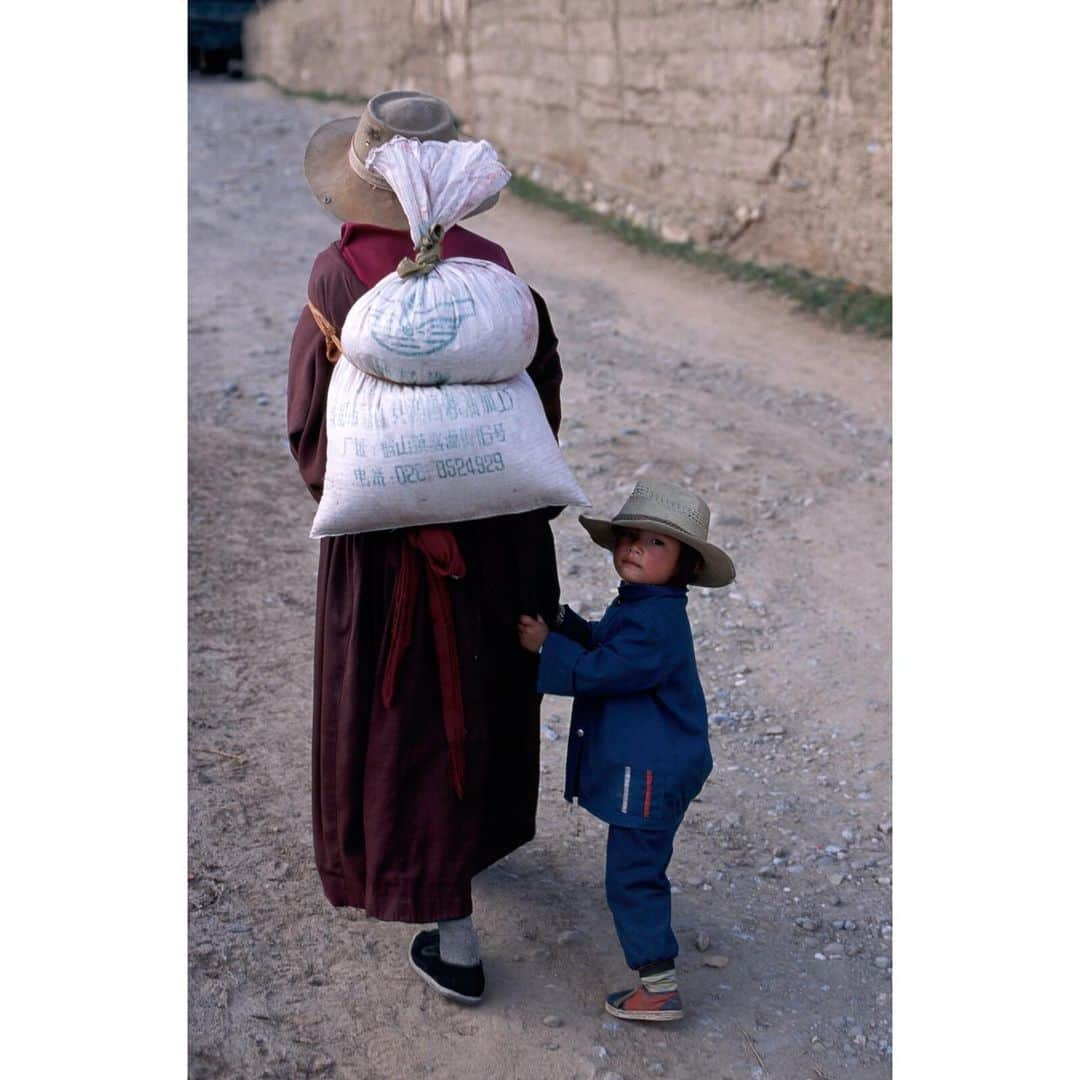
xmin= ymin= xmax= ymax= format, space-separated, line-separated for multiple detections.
xmin=613 ymin=528 xmax=682 ymax=585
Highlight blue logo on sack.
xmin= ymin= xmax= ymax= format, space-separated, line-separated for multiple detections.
xmin=369 ymin=288 xmax=477 ymax=356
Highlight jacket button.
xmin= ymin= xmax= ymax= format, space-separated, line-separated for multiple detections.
xmin=576 ymin=728 xmax=585 ymax=737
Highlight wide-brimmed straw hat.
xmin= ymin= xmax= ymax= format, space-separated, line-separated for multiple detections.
xmin=304 ymin=89 xmax=498 ymax=230
xmin=579 ymin=480 xmax=736 ymax=588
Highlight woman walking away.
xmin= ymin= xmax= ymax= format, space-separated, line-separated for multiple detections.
xmin=288 ymin=90 xmax=565 ymax=1004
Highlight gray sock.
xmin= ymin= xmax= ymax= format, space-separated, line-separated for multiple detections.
xmin=438 ymin=915 xmax=481 ymax=966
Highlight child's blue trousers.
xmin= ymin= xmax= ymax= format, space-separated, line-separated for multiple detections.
xmin=605 ymin=822 xmax=681 ymax=971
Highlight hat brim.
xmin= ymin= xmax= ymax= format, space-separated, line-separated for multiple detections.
xmin=579 ymin=513 xmax=736 ymax=588
xmin=303 ymin=116 xmax=499 ymax=228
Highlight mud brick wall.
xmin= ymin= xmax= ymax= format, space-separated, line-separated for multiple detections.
xmin=245 ymin=0 xmax=890 ymax=292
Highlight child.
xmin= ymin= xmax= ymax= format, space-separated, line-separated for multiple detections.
xmin=518 ymin=479 xmax=735 ymax=1021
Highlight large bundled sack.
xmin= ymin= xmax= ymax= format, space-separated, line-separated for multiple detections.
xmin=310 ymin=137 xmax=588 ymax=538
xmin=340 ymin=139 xmax=537 ymax=385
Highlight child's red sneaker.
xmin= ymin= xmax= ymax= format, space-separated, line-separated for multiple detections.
xmin=604 ymin=985 xmax=684 ymax=1021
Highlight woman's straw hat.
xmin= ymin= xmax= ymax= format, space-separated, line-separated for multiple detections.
xmin=579 ymin=480 xmax=736 ymax=588
xmin=304 ymin=89 xmax=498 ymax=230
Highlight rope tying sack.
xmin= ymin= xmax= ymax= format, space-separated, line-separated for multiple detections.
xmin=396 ymin=224 xmax=444 ymax=278
xmin=307 ymin=300 xmax=343 ymax=363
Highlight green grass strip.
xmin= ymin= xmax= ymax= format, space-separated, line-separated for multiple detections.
xmin=250 ymin=77 xmax=890 ymax=338
xmin=509 ymin=175 xmax=891 ymax=338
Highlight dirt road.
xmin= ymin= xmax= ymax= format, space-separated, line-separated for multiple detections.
xmin=189 ymin=75 xmax=891 ymax=1080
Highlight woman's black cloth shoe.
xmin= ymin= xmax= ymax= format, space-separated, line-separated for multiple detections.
xmin=408 ymin=929 xmax=485 ymax=1004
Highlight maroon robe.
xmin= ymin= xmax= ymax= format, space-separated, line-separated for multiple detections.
xmin=287 ymin=223 xmax=563 ymax=921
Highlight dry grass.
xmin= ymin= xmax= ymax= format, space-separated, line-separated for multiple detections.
xmin=737 ymin=1023 xmax=767 ymax=1072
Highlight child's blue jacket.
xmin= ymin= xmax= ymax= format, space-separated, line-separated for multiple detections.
xmin=536 ymin=582 xmax=712 ymax=830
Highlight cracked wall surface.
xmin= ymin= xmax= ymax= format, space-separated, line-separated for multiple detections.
xmin=245 ymin=0 xmax=890 ymax=291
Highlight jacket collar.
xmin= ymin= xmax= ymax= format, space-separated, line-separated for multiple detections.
xmin=616 ymin=582 xmax=688 ymax=603
xmin=337 ymin=222 xmax=513 ymax=287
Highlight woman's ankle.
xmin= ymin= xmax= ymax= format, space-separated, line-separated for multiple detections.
xmin=437 ymin=915 xmax=481 ymax=966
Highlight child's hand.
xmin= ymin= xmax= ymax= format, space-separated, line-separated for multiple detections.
xmin=517 ymin=614 xmax=549 ymax=653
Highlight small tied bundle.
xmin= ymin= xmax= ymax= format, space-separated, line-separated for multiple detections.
xmin=310 ymin=137 xmax=588 ymax=538
xmin=395 ymin=222 xmax=445 ymax=278
xmin=340 ymin=137 xmax=537 ymax=386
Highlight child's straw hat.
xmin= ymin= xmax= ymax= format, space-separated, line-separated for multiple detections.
xmin=579 ymin=480 xmax=736 ymax=588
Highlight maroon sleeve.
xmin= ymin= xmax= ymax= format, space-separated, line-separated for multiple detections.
xmin=287 ymin=245 xmax=367 ymax=501
xmin=525 ymin=288 xmax=563 ymax=438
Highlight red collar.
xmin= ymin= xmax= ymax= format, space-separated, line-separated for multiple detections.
xmin=337 ymin=222 xmax=514 ymax=286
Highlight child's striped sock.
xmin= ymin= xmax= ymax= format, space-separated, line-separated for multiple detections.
xmin=640 ymin=965 xmax=678 ymax=994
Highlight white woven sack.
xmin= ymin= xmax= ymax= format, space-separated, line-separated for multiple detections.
xmin=339 ymin=137 xmax=538 ymax=384
xmin=309 ymin=134 xmax=588 ymax=536
xmin=309 ymin=364 xmax=589 ymax=537
xmin=340 ymin=257 xmax=537 ymax=385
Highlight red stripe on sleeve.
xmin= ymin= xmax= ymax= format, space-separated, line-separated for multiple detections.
xmin=643 ymin=769 xmax=653 ymax=819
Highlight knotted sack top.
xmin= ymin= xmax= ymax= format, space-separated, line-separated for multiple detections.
xmin=363 ymin=136 xmax=512 ymax=278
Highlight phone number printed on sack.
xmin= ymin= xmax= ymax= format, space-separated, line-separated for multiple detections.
xmin=388 ymin=453 xmax=506 ymax=485
xmin=435 ymin=453 xmax=505 ymax=479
